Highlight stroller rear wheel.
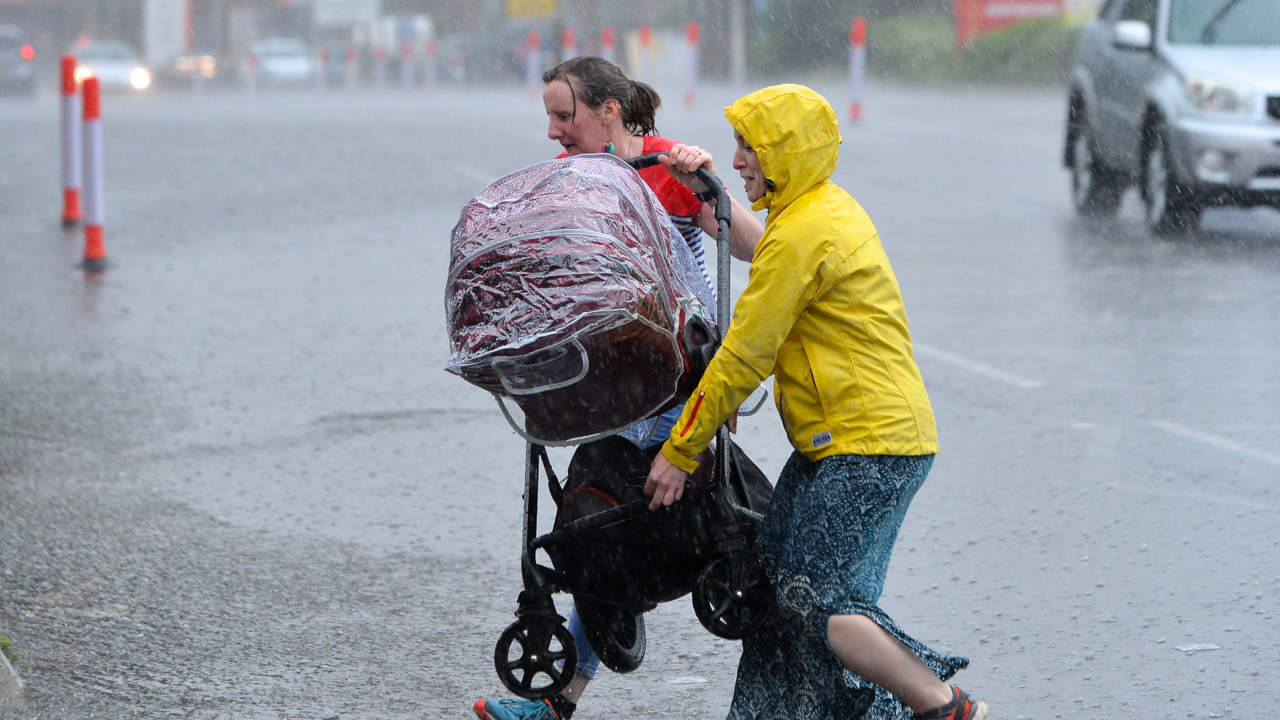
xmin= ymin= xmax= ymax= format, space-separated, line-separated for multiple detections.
xmin=494 ymin=615 xmax=578 ymax=699
xmin=692 ymin=551 xmax=774 ymax=640
xmin=573 ymin=594 xmax=646 ymax=673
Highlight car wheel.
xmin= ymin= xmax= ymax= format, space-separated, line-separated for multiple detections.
xmin=1142 ymin=123 xmax=1201 ymax=235
xmin=1068 ymin=112 xmax=1123 ymax=218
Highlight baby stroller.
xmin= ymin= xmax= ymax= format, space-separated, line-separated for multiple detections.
xmin=445 ymin=153 xmax=774 ymax=699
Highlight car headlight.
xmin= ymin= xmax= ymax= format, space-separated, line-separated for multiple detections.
xmin=74 ymin=66 xmax=93 ymax=83
xmin=1183 ymin=74 xmax=1255 ymax=115
xmin=130 ymin=67 xmax=151 ymax=90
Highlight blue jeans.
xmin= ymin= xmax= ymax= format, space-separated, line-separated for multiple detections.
xmin=615 ymin=403 xmax=681 ymax=450
xmin=566 ymin=605 xmax=600 ymax=679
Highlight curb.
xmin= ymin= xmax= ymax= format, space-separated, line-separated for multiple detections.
xmin=0 ymin=650 xmax=22 ymax=706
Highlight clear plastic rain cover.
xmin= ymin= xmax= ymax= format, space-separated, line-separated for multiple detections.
xmin=445 ymin=154 xmax=709 ymax=445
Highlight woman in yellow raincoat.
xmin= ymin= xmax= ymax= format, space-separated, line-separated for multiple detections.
xmin=647 ymin=84 xmax=989 ymax=720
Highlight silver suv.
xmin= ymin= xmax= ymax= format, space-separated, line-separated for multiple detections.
xmin=1064 ymin=0 xmax=1280 ymax=234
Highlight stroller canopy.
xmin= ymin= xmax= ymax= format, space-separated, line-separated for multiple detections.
xmin=445 ymin=154 xmax=707 ymax=445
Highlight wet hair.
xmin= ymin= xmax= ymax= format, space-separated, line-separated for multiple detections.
xmin=542 ymin=56 xmax=660 ymax=136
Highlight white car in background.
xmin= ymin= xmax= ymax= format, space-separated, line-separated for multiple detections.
xmin=72 ymin=39 xmax=151 ymax=92
xmin=249 ymin=37 xmax=317 ymax=87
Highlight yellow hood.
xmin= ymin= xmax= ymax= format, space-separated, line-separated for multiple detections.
xmin=723 ymin=84 xmax=842 ymax=214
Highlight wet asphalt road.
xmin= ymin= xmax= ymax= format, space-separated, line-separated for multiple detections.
xmin=1 ymin=75 xmax=1278 ymax=720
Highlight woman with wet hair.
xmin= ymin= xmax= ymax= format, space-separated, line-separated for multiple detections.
xmin=540 ymin=56 xmax=761 ymax=265
xmin=471 ymin=56 xmax=762 ymax=720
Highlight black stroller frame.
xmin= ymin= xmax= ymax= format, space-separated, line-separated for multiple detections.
xmin=491 ymin=156 xmax=775 ymax=700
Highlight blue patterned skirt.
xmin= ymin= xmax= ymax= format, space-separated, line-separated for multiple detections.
xmin=726 ymin=453 xmax=968 ymax=720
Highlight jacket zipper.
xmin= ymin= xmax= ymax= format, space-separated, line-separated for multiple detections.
xmin=678 ymin=392 xmax=705 ymax=436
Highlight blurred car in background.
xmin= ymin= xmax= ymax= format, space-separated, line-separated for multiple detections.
xmin=0 ymin=24 xmax=36 ymax=96
xmin=154 ymin=48 xmax=220 ymax=88
xmin=1065 ymin=0 xmax=1280 ymax=234
xmin=248 ymin=37 xmax=316 ymax=87
xmin=72 ymin=39 xmax=151 ymax=92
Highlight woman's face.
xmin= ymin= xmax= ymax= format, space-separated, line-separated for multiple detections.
xmin=732 ymin=131 xmax=766 ymax=202
xmin=543 ymin=77 xmax=609 ymax=156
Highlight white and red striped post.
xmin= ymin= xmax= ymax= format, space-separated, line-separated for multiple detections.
xmin=244 ymin=50 xmax=257 ymax=93
xmin=372 ymin=44 xmax=386 ymax=89
xmin=316 ymin=46 xmax=328 ymax=91
xmin=524 ymin=30 xmax=541 ymax=98
xmin=637 ymin=24 xmax=653 ymax=84
xmin=400 ymin=41 xmax=414 ymax=88
xmin=561 ymin=26 xmax=577 ymax=62
xmin=683 ymin=21 xmax=700 ymax=108
xmin=600 ymin=25 xmax=616 ymax=64
xmin=423 ymin=37 xmax=437 ymax=94
xmin=60 ymin=54 xmax=81 ymax=228
xmin=344 ymin=46 xmax=357 ymax=90
xmin=80 ymin=77 xmax=106 ymax=272
xmin=848 ymin=17 xmax=867 ymax=123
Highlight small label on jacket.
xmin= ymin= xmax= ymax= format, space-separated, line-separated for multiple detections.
xmin=811 ymin=431 xmax=833 ymax=448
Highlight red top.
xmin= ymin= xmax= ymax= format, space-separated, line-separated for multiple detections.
xmin=557 ymin=135 xmax=702 ymax=220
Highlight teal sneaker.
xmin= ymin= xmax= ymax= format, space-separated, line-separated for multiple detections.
xmin=472 ymin=696 xmax=575 ymax=720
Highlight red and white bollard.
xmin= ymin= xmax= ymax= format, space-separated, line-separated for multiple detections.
xmin=423 ymin=38 xmax=437 ymax=94
xmin=80 ymin=77 xmax=106 ymax=272
xmin=316 ymin=47 xmax=328 ymax=91
xmin=244 ymin=51 xmax=258 ymax=93
xmin=400 ymin=41 xmax=414 ymax=89
xmin=637 ymin=24 xmax=653 ymax=84
xmin=561 ymin=26 xmax=577 ymax=63
xmin=373 ymin=44 xmax=387 ymax=89
xmin=524 ymin=30 xmax=541 ymax=98
xmin=344 ymin=46 xmax=357 ymax=90
xmin=684 ymin=21 xmax=700 ymax=108
xmin=848 ymin=17 xmax=867 ymax=123
xmin=60 ymin=54 xmax=81 ymax=228
xmin=600 ymin=25 xmax=616 ymax=64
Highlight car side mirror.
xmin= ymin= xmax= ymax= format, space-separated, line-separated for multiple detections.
xmin=1113 ymin=20 xmax=1153 ymax=51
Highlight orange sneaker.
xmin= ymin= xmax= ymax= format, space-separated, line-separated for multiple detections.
xmin=914 ymin=686 xmax=988 ymax=720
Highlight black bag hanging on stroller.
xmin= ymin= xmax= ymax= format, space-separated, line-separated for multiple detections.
xmin=543 ymin=435 xmax=774 ymax=672
xmin=445 ymin=154 xmax=775 ymax=699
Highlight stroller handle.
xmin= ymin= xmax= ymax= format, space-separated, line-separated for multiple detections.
xmin=626 ymin=153 xmax=732 ymax=228
xmin=626 ymin=152 xmax=734 ymax=497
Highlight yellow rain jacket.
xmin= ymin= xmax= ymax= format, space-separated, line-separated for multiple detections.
xmin=660 ymin=84 xmax=938 ymax=472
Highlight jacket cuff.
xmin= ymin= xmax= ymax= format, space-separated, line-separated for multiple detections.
xmin=660 ymin=440 xmax=701 ymax=474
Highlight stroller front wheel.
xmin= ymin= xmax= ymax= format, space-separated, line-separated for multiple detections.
xmin=494 ymin=615 xmax=578 ymax=699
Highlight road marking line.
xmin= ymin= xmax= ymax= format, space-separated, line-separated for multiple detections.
xmin=1150 ymin=420 xmax=1280 ymax=467
xmin=914 ymin=343 xmax=1044 ymax=389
